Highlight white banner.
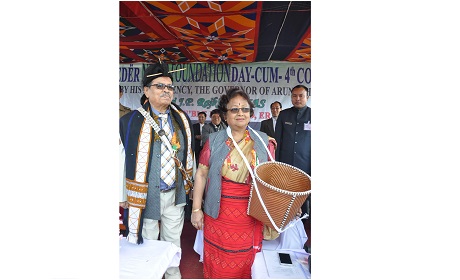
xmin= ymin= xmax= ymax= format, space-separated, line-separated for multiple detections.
xmin=119 ymin=61 xmax=311 ymax=122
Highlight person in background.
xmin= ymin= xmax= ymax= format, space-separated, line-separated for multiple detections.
xmin=191 ymin=88 xmax=276 ymax=278
xmin=260 ymin=101 xmax=282 ymax=138
xmin=119 ymin=61 xmax=194 ymax=279
xmin=201 ymin=109 xmax=227 ymax=144
xmin=119 ymin=85 xmax=131 ymax=118
xmin=192 ymin=111 xmax=207 ymax=166
xmin=274 ymin=84 xmax=311 ymax=217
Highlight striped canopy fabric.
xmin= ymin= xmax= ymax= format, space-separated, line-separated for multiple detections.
xmin=120 ymin=1 xmax=311 ymax=64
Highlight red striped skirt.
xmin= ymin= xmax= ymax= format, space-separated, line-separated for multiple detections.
xmin=203 ymin=179 xmax=263 ymax=279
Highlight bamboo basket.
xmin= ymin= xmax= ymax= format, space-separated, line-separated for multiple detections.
xmin=248 ymin=161 xmax=311 ymax=232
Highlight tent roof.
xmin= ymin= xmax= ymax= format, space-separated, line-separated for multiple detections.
xmin=120 ymin=1 xmax=311 ymax=64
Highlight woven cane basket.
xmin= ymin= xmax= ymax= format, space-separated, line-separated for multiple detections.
xmin=248 ymin=161 xmax=311 ymax=232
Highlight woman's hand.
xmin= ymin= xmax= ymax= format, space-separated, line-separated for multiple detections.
xmin=191 ymin=209 xmax=204 ymax=230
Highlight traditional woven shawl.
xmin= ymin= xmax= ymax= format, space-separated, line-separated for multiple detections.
xmin=125 ymin=104 xmax=193 ymax=244
xmin=170 ymin=103 xmax=194 ymax=193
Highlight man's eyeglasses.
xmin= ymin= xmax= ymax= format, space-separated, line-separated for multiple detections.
xmin=149 ymin=83 xmax=175 ymax=91
xmin=228 ymin=107 xmax=251 ymax=114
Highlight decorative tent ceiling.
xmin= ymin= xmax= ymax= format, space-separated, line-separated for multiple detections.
xmin=120 ymin=1 xmax=311 ymax=65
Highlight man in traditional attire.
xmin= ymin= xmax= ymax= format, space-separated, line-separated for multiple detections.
xmin=119 ymin=62 xmax=194 ymax=279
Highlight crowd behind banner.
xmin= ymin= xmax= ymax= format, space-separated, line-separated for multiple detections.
xmin=120 ymin=61 xmax=311 ymax=124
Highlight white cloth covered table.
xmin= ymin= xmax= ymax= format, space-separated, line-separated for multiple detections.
xmin=119 ymin=238 xmax=181 ymax=279
xmin=252 ymin=221 xmax=310 ymax=279
xmin=251 ymin=249 xmax=310 ymax=279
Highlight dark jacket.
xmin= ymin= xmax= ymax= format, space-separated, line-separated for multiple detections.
xmin=260 ymin=118 xmax=276 ymax=138
xmin=274 ymin=106 xmax=311 ymax=175
xmin=193 ymin=122 xmax=206 ymax=163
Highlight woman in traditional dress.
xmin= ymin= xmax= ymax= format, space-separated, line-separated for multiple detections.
xmin=190 ymin=88 xmax=276 ymax=278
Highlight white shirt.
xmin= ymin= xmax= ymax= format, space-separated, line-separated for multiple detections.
xmin=272 ymin=117 xmax=277 ymax=132
xmin=199 ymin=123 xmax=205 ymax=146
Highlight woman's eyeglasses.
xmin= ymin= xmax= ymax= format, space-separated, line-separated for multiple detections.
xmin=149 ymin=83 xmax=175 ymax=91
xmin=228 ymin=107 xmax=251 ymax=114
